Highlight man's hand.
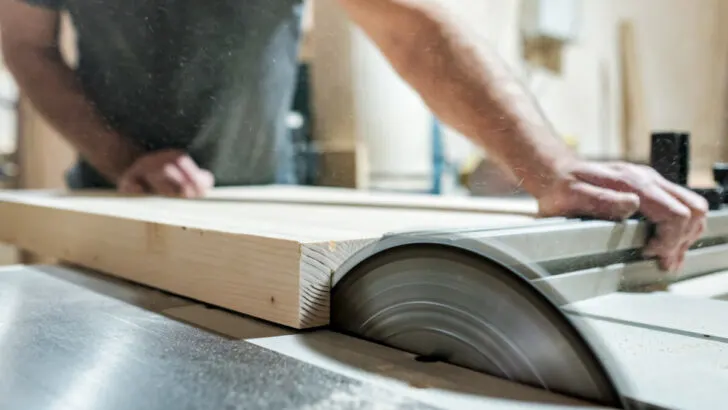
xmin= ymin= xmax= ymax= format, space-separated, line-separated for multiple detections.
xmin=538 ymin=161 xmax=709 ymax=272
xmin=117 ymin=149 xmax=214 ymax=198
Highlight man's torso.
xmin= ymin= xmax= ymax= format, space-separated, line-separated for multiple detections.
xmin=57 ymin=0 xmax=304 ymax=188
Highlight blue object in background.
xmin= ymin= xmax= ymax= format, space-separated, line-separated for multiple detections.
xmin=431 ymin=115 xmax=468 ymax=195
xmin=431 ymin=116 xmax=444 ymax=194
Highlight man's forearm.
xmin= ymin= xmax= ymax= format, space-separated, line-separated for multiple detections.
xmin=3 ymin=46 xmax=141 ymax=183
xmin=338 ymin=0 xmax=578 ymax=197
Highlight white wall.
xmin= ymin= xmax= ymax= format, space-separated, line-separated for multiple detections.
xmin=0 ymin=70 xmax=18 ymax=155
xmin=0 ymin=30 xmax=19 ymax=156
xmin=446 ymin=0 xmax=728 ymax=166
xmin=311 ymin=0 xmax=434 ymax=190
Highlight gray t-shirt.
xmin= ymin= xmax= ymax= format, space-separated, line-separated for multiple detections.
xmin=24 ymin=0 xmax=304 ymax=188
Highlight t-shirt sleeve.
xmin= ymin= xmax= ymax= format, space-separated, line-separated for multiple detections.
xmin=21 ymin=0 xmax=64 ymax=10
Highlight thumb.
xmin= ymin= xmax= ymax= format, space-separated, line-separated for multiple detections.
xmin=199 ymin=169 xmax=214 ymax=188
xmin=117 ymin=174 xmax=146 ymax=195
xmin=189 ymin=170 xmax=214 ymax=197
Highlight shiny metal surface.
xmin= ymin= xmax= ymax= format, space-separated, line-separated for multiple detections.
xmin=330 ymin=242 xmax=630 ymax=408
xmin=0 ymin=265 xmax=435 ymax=410
xmin=380 ymin=209 xmax=728 ymax=270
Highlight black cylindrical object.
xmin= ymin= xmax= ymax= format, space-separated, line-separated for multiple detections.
xmin=651 ymin=131 xmax=690 ymax=186
xmin=713 ymin=163 xmax=728 ymax=187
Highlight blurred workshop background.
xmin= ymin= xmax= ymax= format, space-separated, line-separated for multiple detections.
xmin=1 ymin=0 xmax=727 ymax=264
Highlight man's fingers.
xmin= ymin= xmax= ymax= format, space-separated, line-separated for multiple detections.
xmin=198 ymin=169 xmax=215 ymax=189
xmin=639 ymin=190 xmax=691 ymax=264
xmin=174 ymin=155 xmax=210 ymax=196
xmin=669 ymin=215 xmax=706 ymax=271
xmin=657 ymin=177 xmax=709 ymax=214
xmin=147 ymin=164 xmax=213 ymax=198
xmin=636 ymin=183 xmax=692 ymax=223
xmin=570 ymin=161 xmax=707 ymax=272
xmin=118 ymin=150 xmax=212 ymax=198
xmin=148 ymin=163 xmax=192 ymax=197
xmin=656 ymin=177 xmax=708 ymax=242
xmin=633 ymin=183 xmax=691 ymax=265
xmin=644 ymin=221 xmax=687 ymax=270
xmin=575 ymin=162 xmax=691 ymax=262
xmin=564 ymin=181 xmax=640 ymax=220
xmin=640 ymin=176 xmax=705 ymax=268
xmin=575 ymin=163 xmax=689 ymax=223
xmin=570 ymin=162 xmax=629 ymax=191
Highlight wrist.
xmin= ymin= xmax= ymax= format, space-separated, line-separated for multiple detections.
xmin=85 ymin=131 xmax=143 ymax=184
xmin=508 ymin=144 xmax=579 ymax=200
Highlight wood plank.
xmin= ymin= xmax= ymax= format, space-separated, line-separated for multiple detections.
xmin=0 ymin=187 xmax=534 ymax=329
xmin=618 ymin=20 xmax=649 ymax=162
xmin=0 ymin=244 xmax=18 ymax=266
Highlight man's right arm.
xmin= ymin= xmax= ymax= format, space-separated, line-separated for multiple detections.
xmin=0 ymin=0 xmax=141 ymax=183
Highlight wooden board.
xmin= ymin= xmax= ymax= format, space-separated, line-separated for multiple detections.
xmin=0 ymin=187 xmax=536 ymax=329
xmin=619 ymin=20 xmax=649 ymax=162
xmin=0 ymin=244 xmax=18 ymax=266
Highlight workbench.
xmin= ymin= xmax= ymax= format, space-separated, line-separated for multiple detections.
xmin=2 ymin=262 xmax=727 ymax=410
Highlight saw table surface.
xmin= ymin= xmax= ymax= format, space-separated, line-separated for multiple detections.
xmin=2 ymin=263 xmax=728 ymax=410
xmin=0 ymin=264 xmax=596 ymax=410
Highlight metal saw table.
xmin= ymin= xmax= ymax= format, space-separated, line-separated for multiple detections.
xmin=3 ymin=209 xmax=728 ymax=410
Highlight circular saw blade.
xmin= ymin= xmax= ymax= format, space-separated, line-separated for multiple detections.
xmin=330 ymin=240 xmax=628 ymax=408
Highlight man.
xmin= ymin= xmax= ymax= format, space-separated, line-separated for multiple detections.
xmin=0 ymin=0 xmax=707 ymax=272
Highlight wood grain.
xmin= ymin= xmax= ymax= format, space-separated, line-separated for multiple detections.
xmin=619 ymin=20 xmax=649 ymax=162
xmin=0 ymin=187 xmax=536 ymax=328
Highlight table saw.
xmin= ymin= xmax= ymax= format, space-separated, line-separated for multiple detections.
xmin=2 ymin=211 xmax=728 ymax=410
xmin=1 ymin=131 xmax=728 ymax=410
